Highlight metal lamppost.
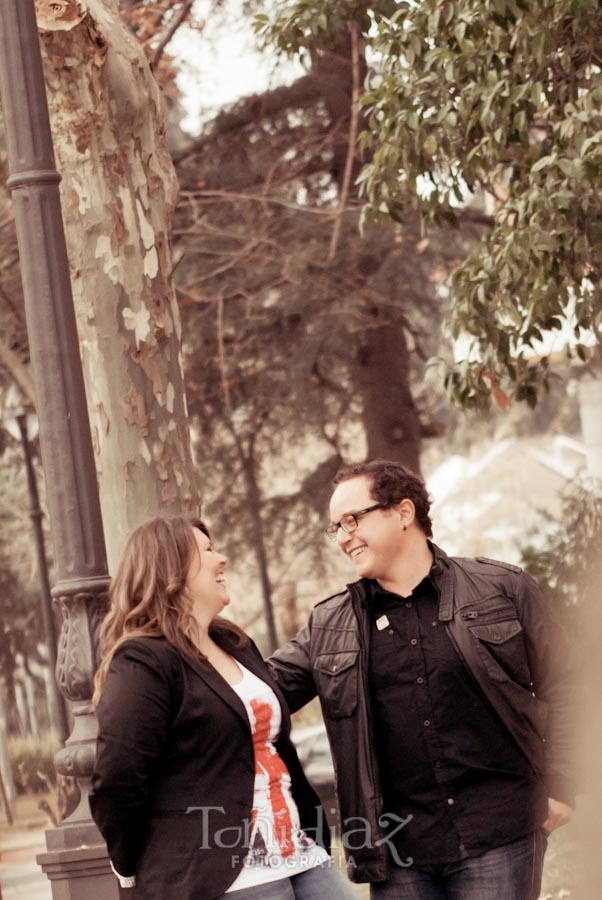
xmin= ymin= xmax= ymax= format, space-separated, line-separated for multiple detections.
xmin=0 ymin=0 xmax=117 ymax=897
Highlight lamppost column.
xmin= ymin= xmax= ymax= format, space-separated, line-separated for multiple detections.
xmin=0 ymin=0 xmax=116 ymax=897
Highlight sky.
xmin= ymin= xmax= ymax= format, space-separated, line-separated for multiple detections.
xmin=170 ymin=0 xmax=303 ymax=134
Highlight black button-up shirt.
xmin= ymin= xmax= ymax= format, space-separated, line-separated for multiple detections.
xmin=367 ymin=576 xmax=547 ymax=870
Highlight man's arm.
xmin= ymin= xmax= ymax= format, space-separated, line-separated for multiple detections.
xmin=267 ymin=619 xmax=318 ymax=712
xmin=515 ymin=570 xmax=578 ymax=821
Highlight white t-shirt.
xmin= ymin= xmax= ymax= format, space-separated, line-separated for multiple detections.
xmin=226 ymin=664 xmax=329 ymax=892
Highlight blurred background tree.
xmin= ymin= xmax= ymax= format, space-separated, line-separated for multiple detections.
xmin=520 ymin=480 xmax=602 ymax=625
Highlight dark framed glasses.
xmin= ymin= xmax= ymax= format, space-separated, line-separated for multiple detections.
xmin=325 ymin=503 xmax=386 ymax=541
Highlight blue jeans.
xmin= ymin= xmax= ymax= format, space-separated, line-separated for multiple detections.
xmin=220 ymin=860 xmax=358 ymax=899
xmin=370 ymin=831 xmax=548 ymax=900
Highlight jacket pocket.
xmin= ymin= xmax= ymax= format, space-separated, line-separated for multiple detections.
xmin=313 ymin=651 xmax=359 ymax=718
xmin=469 ymin=619 xmax=532 ymax=686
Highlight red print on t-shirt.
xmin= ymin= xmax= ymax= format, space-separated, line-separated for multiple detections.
xmin=250 ymin=699 xmax=295 ymax=858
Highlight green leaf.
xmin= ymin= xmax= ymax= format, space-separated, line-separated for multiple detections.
xmin=531 ymin=154 xmax=557 ymax=173
xmin=580 ymin=132 xmax=602 ymax=157
xmin=557 ymin=158 xmax=582 ymax=177
xmin=423 ymin=133 xmax=437 ymax=155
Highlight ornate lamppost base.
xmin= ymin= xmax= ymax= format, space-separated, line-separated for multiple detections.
xmin=37 ymin=834 xmax=118 ymax=900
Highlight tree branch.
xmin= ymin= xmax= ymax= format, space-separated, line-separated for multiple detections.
xmin=179 ymin=188 xmax=361 ymax=216
xmin=216 ymin=293 xmax=235 ymax=426
xmin=151 ymin=0 xmax=194 ymax=69
xmin=173 ymin=75 xmax=323 ymax=163
xmin=327 ymin=22 xmax=360 ymax=264
xmin=0 ymin=339 xmax=35 ymax=403
xmin=456 ymin=209 xmax=496 ymax=229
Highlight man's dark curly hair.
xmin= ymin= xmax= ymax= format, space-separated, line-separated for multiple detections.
xmin=333 ymin=459 xmax=433 ymax=538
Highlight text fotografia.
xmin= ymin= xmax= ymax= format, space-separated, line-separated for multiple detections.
xmin=231 ymin=853 xmax=331 ymax=871
xmin=184 ymin=806 xmax=413 ymax=868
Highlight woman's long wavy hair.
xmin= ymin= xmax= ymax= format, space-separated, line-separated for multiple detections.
xmin=93 ymin=516 xmax=248 ymax=706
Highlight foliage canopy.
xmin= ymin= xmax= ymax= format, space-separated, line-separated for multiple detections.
xmin=257 ymin=0 xmax=602 ymax=410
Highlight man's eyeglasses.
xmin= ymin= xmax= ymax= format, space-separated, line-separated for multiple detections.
xmin=325 ymin=504 xmax=386 ymax=541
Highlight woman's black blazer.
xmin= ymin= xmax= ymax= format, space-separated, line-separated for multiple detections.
xmin=90 ymin=632 xmax=328 ymax=900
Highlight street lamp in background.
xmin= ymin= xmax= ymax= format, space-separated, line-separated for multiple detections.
xmin=0 ymin=389 xmax=70 ymax=743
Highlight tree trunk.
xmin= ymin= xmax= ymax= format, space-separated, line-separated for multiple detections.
xmin=240 ymin=449 xmax=278 ymax=653
xmin=35 ymin=0 xmax=199 ymax=568
xmin=357 ymin=320 xmax=422 ymax=473
xmin=314 ymin=36 xmax=422 ymax=473
xmin=279 ymin=582 xmax=299 ymax=642
xmin=0 ymin=700 xmax=16 ymax=817
xmin=312 ymin=30 xmax=367 ymax=192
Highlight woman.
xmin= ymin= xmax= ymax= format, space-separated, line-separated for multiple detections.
xmin=90 ymin=516 xmax=356 ymax=900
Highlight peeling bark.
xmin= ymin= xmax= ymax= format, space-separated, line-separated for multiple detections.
xmin=35 ymin=0 xmax=200 ymax=568
xmin=35 ymin=0 xmax=87 ymax=31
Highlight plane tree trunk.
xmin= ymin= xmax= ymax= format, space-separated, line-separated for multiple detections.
xmin=35 ymin=0 xmax=200 ymax=567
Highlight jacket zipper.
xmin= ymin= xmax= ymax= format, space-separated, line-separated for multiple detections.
xmin=350 ymin=584 xmax=384 ymax=837
xmin=460 ymin=604 xmax=517 ymax=621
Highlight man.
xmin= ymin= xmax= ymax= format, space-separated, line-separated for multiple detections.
xmin=268 ymin=459 xmax=575 ymax=899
